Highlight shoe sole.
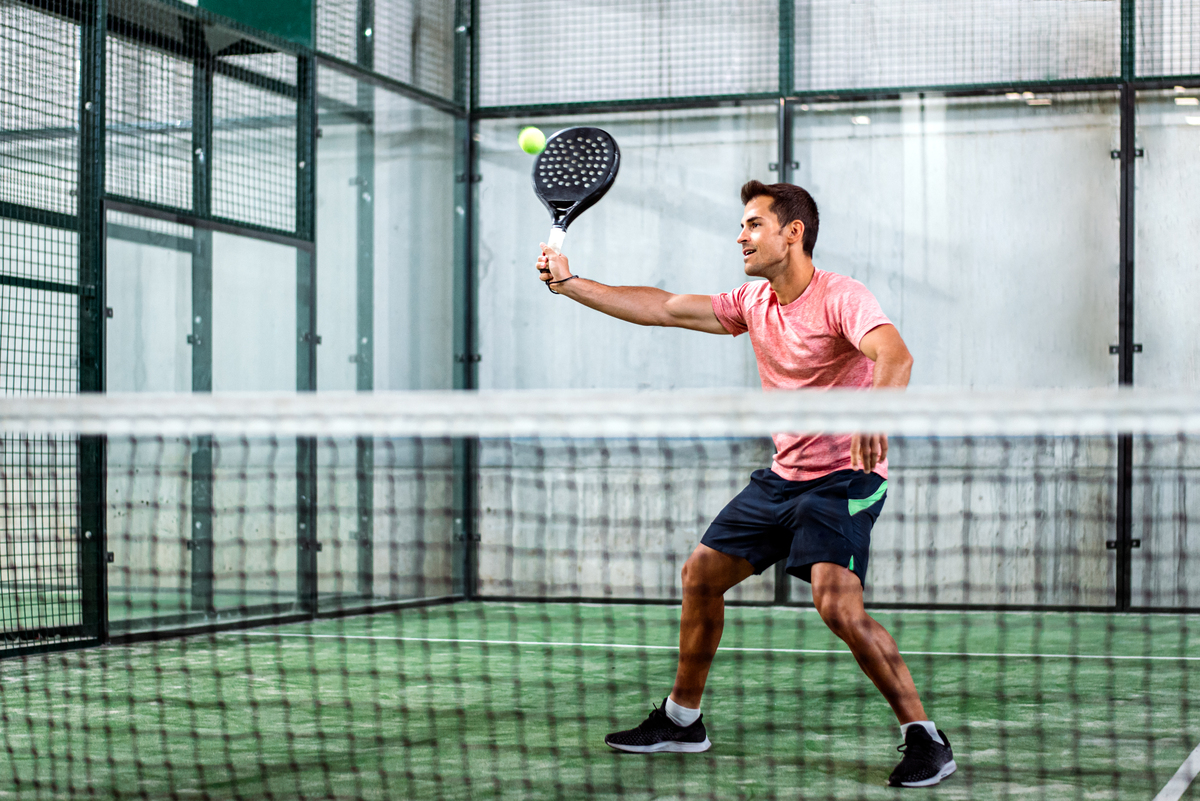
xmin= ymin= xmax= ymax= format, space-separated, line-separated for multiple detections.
xmin=892 ymin=759 xmax=957 ymax=788
xmin=604 ymin=737 xmax=712 ymax=754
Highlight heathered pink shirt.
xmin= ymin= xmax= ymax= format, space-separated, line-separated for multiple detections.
xmin=711 ymin=270 xmax=892 ymax=481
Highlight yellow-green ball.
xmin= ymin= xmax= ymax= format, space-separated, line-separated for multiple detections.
xmin=519 ymin=126 xmax=546 ymax=155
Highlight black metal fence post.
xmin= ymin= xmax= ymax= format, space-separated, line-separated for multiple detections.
xmin=453 ymin=0 xmax=479 ymax=599
xmin=773 ymin=0 xmax=796 ymax=605
xmin=189 ymin=24 xmax=215 ymax=615
xmin=354 ymin=0 xmax=377 ymax=601
xmin=1114 ymin=0 xmax=1138 ymax=612
xmin=296 ymin=54 xmax=320 ymax=615
xmin=78 ymin=0 xmax=108 ymax=641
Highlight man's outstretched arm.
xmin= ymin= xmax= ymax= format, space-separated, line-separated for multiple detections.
xmin=850 ymin=324 xmax=914 ymax=472
xmin=536 ymin=246 xmax=730 ymax=335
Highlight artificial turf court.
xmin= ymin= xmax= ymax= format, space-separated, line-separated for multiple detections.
xmin=1 ymin=602 xmax=1196 ymax=800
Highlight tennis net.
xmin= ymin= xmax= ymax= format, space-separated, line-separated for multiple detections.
xmin=0 ymin=389 xmax=1196 ymax=800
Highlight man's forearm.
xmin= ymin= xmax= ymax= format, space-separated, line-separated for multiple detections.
xmin=554 ymin=277 xmax=674 ymax=327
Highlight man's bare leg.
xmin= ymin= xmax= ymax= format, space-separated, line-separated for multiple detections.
xmin=668 ymin=544 xmax=756 ymax=708
xmin=809 ymin=561 xmax=925 ymax=723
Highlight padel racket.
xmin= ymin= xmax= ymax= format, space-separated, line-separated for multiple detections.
xmin=532 ymin=127 xmax=620 ymax=290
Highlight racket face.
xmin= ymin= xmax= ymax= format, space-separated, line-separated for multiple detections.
xmin=532 ymin=127 xmax=620 ymax=229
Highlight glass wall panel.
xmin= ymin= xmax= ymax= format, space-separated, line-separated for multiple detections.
xmin=313 ymin=68 xmax=457 ymax=611
xmin=105 ymin=211 xmax=192 ymax=392
xmin=1131 ymin=89 xmax=1200 ymax=608
xmin=794 ymin=92 xmax=1120 ymax=390
xmin=316 ymin=69 xmax=456 ymax=393
xmin=477 ymin=107 xmax=778 ymax=604
xmin=210 ymin=232 xmax=297 ymax=391
xmin=791 ymin=92 xmax=1121 ymax=606
xmin=105 ymin=210 xmax=306 ymax=628
xmin=1130 ymin=89 xmax=1200 ymax=390
xmin=477 ymin=107 xmax=775 ymax=391
xmin=105 ymin=210 xmax=192 ymax=625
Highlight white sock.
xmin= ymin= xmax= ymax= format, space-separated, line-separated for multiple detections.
xmin=665 ymin=696 xmax=701 ymax=727
xmin=900 ymin=720 xmax=944 ymax=745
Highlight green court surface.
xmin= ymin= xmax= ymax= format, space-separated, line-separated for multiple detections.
xmin=1 ymin=603 xmax=1197 ymax=800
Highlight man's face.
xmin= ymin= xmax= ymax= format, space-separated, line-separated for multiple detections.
xmin=737 ymin=196 xmax=798 ymax=277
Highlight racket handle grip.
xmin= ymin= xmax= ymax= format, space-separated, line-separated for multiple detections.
xmin=546 ymin=227 xmax=566 ymax=254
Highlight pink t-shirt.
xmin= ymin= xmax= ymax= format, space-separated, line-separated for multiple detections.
xmin=711 ymin=270 xmax=892 ymax=481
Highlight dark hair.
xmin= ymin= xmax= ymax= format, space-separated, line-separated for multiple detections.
xmin=740 ymin=181 xmax=819 ymax=255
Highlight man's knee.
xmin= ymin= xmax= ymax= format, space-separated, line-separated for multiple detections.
xmin=680 ymin=551 xmax=718 ymax=596
xmin=813 ymin=583 xmax=868 ymax=639
xmin=681 ymin=546 xmax=747 ymax=597
xmin=816 ymin=600 xmax=862 ymax=639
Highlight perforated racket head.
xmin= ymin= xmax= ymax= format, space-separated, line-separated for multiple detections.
xmin=532 ymin=127 xmax=620 ymax=231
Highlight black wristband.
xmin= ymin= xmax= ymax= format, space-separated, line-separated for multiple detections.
xmin=547 ymin=275 xmax=578 ymax=295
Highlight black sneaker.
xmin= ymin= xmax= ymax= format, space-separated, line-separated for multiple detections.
xmin=604 ymin=699 xmax=712 ymax=754
xmin=887 ymin=726 xmax=956 ymax=787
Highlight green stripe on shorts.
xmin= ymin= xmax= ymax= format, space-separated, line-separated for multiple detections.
xmin=848 ymin=480 xmax=887 ymax=516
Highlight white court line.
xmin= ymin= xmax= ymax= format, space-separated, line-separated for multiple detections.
xmin=237 ymin=632 xmax=1200 ymax=662
xmin=1153 ymin=740 xmax=1200 ymax=801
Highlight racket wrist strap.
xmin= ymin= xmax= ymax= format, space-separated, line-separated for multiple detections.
xmin=547 ymin=275 xmax=578 ymax=295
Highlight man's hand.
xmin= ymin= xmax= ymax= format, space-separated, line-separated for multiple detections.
xmin=537 ymin=244 xmax=572 ymax=289
xmin=850 ymin=432 xmax=888 ymax=473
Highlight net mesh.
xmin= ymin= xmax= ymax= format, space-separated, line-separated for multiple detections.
xmin=210 ymin=67 xmax=298 ymax=231
xmin=105 ymin=9 xmax=194 ymax=210
xmin=102 ymin=0 xmax=303 ymax=233
xmin=0 ymin=390 xmax=1196 ymax=799
xmin=0 ymin=1 xmax=87 ymax=654
xmin=0 ymin=1 xmax=78 ymax=217
xmin=476 ymin=0 xmax=780 ymax=107
xmin=315 ymin=0 xmax=457 ymax=99
xmin=476 ymin=0 xmax=1200 ymax=106
xmin=795 ymin=0 xmax=1120 ymax=92
xmin=1136 ymin=0 xmax=1200 ymax=79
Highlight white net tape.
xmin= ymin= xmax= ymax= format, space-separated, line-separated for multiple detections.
xmin=2 ymin=388 xmax=1199 ymax=437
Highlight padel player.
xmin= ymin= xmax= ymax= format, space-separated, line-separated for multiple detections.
xmin=534 ymin=181 xmax=955 ymax=788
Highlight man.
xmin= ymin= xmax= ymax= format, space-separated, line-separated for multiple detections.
xmin=535 ymin=181 xmax=955 ymax=788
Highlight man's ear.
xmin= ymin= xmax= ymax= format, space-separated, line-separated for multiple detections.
xmin=789 ymin=220 xmax=805 ymax=245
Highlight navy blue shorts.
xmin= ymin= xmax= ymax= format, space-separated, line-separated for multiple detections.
xmin=700 ymin=469 xmax=887 ymax=587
